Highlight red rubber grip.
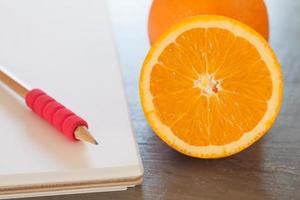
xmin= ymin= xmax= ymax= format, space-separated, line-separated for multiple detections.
xmin=25 ymin=89 xmax=88 ymax=140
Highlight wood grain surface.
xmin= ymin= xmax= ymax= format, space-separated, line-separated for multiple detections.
xmin=26 ymin=0 xmax=299 ymax=199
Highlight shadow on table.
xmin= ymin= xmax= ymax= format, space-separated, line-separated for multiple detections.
xmin=142 ymin=133 xmax=271 ymax=200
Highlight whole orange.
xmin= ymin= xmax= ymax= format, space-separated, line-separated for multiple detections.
xmin=148 ymin=0 xmax=269 ymax=44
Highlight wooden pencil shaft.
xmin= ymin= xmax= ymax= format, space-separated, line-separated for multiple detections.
xmin=0 ymin=69 xmax=29 ymax=98
xmin=0 ymin=67 xmax=98 ymax=145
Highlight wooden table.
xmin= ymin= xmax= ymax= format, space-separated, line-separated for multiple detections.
xmin=29 ymin=0 xmax=300 ymax=199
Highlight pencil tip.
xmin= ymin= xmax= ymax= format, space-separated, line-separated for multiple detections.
xmin=74 ymin=126 xmax=98 ymax=146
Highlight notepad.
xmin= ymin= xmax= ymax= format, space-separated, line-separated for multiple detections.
xmin=0 ymin=0 xmax=143 ymax=198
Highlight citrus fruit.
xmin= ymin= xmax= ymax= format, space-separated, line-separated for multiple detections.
xmin=148 ymin=0 xmax=269 ymax=44
xmin=140 ymin=15 xmax=282 ymax=158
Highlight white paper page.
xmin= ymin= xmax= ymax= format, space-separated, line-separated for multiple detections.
xmin=0 ymin=0 xmax=142 ymax=186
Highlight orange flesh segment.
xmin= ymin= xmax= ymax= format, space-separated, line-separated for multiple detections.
xmin=150 ymin=27 xmax=272 ymax=146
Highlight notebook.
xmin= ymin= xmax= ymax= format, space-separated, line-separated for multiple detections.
xmin=0 ymin=0 xmax=143 ymax=198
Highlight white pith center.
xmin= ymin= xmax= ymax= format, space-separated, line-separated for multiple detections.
xmin=194 ymin=75 xmax=221 ymax=96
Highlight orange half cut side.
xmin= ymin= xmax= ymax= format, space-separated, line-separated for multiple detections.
xmin=140 ymin=15 xmax=283 ymax=158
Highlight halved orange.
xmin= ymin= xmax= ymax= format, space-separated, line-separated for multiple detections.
xmin=140 ymin=15 xmax=283 ymax=158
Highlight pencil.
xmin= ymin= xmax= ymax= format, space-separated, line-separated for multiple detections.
xmin=0 ymin=67 xmax=98 ymax=145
